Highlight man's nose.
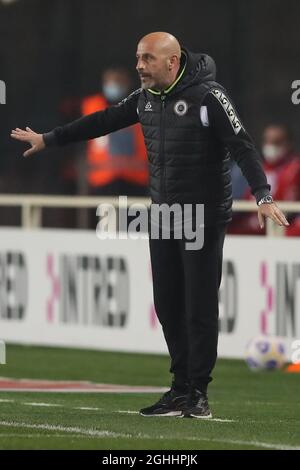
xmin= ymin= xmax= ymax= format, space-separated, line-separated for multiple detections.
xmin=136 ymin=60 xmax=144 ymax=72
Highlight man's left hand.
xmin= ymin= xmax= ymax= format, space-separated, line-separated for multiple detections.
xmin=258 ymin=202 xmax=289 ymax=229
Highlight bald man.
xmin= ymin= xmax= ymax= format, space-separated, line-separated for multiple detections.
xmin=11 ymin=32 xmax=288 ymax=419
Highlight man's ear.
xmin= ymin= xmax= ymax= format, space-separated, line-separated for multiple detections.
xmin=169 ymin=55 xmax=179 ymax=70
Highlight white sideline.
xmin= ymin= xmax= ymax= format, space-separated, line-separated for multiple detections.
xmin=0 ymin=420 xmax=299 ymax=450
xmin=23 ymin=402 xmax=62 ymax=407
xmin=0 ymin=421 xmax=129 ymax=439
xmin=75 ymin=407 xmax=101 ymax=411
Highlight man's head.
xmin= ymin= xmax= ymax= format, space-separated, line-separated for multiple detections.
xmin=136 ymin=32 xmax=181 ymax=91
xmin=262 ymin=124 xmax=294 ymax=165
xmin=101 ymin=67 xmax=131 ymax=104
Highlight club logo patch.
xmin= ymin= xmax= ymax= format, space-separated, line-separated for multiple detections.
xmin=174 ymin=100 xmax=188 ymax=116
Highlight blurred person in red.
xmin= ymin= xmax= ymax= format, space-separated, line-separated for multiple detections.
xmin=82 ymin=67 xmax=149 ymax=197
xmin=229 ymin=124 xmax=300 ymax=235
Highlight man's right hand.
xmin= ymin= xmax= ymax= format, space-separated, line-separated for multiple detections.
xmin=11 ymin=127 xmax=45 ymax=157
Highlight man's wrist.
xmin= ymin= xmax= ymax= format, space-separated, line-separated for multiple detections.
xmin=43 ymin=131 xmax=57 ymax=147
xmin=254 ymin=187 xmax=271 ymax=205
xmin=257 ymin=195 xmax=274 ymax=206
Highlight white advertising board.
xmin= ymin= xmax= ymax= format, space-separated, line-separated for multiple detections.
xmin=0 ymin=228 xmax=299 ymax=358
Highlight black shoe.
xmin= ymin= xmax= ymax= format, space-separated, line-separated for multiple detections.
xmin=183 ymin=388 xmax=212 ymax=419
xmin=139 ymin=388 xmax=188 ymax=417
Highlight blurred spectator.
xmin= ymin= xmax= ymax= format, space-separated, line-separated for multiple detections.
xmin=81 ymin=67 xmax=149 ymax=197
xmin=229 ymin=124 xmax=300 ymax=236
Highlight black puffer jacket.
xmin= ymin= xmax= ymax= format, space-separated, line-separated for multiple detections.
xmin=43 ymin=47 xmax=270 ymax=226
xmin=136 ymin=48 xmax=232 ymax=224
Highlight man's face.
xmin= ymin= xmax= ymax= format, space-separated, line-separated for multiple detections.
xmin=136 ymin=41 xmax=170 ymax=90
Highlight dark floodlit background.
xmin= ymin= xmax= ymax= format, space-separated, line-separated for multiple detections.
xmin=0 ymin=0 xmax=299 ymax=229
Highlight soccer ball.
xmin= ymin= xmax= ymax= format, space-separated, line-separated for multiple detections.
xmin=245 ymin=335 xmax=286 ymax=371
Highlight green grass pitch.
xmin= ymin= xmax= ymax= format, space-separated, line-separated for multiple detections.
xmin=0 ymin=344 xmax=299 ymax=450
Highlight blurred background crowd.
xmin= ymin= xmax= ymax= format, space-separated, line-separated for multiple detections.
xmin=0 ymin=0 xmax=299 ymax=233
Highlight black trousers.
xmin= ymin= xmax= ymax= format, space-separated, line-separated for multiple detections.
xmin=149 ymin=223 xmax=227 ymax=392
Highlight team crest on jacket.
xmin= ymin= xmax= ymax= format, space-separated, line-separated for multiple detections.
xmin=174 ymin=100 xmax=188 ymax=116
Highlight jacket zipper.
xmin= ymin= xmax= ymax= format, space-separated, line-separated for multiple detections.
xmin=159 ymin=94 xmax=166 ymax=200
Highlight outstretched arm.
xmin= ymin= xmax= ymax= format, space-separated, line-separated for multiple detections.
xmin=203 ymin=88 xmax=289 ymax=228
xmin=11 ymin=88 xmax=141 ymax=157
